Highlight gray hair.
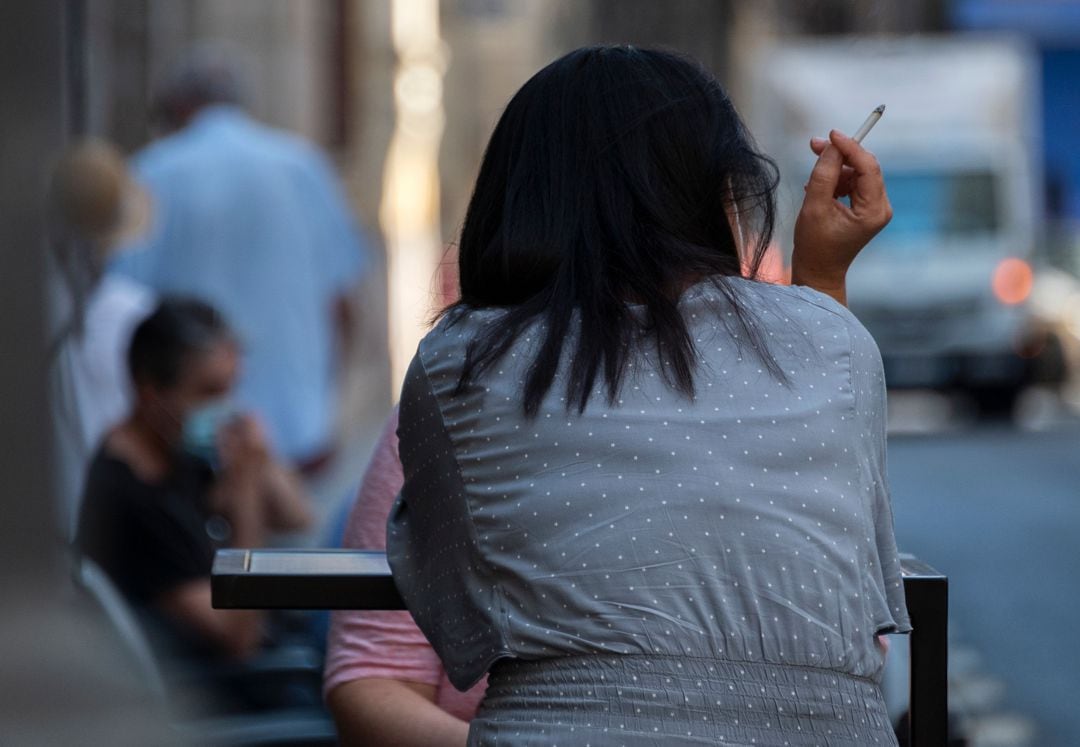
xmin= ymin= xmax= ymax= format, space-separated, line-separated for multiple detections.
xmin=156 ymin=43 xmax=248 ymax=125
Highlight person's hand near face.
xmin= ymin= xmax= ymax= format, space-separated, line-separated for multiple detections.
xmin=218 ymin=413 xmax=271 ymax=475
xmin=791 ymin=129 xmax=893 ymax=306
xmin=212 ymin=412 xmax=269 ymax=547
xmin=217 ymin=412 xmax=313 ymax=535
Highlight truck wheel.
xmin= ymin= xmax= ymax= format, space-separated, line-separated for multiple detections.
xmin=970 ymin=385 xmax=1022 ymax=419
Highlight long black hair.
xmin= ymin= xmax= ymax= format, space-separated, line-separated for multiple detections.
xmin=447 ymin=46 xmax=782 ymax=416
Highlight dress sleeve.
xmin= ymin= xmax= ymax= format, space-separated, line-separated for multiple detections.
xmin=847 ymin=315 xmax=913 ymax=635
xmin=786 ymin=283 xmax=912 ymax=635
xmin=323 ymin=408 xmax=447 ymax=697
xmin=386 ymin=351 xmax=510 ymax=691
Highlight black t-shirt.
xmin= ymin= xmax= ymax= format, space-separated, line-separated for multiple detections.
xmin=76 ymin=450 xmax=296 ymax=710
xmin=76 ymin=448 xmax=222 ymax=605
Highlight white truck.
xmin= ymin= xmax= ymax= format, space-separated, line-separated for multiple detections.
xmin=749 ymin=36 xmax=1050 ymax=411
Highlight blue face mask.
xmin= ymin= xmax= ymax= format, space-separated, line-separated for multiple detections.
xmin=181 ymin=398 xmax=235 ymax=466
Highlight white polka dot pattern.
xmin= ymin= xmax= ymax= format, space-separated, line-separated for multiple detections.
xmin=387 ymin=277 xmax=911 ymax=695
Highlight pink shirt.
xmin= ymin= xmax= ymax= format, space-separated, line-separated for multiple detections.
xmin=323 ymin=408 xmax=488 ymax=721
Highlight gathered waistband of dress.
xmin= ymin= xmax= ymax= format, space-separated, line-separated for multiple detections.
xmin=490 ymin=653 xmax=882 ymax=688
xmin=476 ymin=654 xmax=897 ymax=746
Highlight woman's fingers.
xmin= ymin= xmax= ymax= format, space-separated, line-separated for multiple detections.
xmin=803 ymin=137 xmax=845 ymax=207
xmin=808 ymin=131 xmax=890 ymax=225
xmin=827 ymin=130 xmax=890 ymax=219
xmin=807 ymin=137 xmax=856 ymax=199
xmin=834 ymin=167 xmax=856 ymax=199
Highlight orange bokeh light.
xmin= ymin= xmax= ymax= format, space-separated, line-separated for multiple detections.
xmin=992 ymin=257 xmax=1033 ymax=306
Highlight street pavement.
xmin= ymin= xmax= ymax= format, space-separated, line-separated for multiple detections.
xmin=887 ymin=401 xmax=1080 ymax=746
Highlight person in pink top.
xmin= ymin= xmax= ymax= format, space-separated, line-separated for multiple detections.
xmin=324 ymin=408 xmax=488 ymax=745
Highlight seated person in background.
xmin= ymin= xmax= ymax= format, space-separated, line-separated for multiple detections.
xmin=324 ymin=408 xmax=487 ymax=746
xmin=77 ymin=298 xmax=312 ymax=663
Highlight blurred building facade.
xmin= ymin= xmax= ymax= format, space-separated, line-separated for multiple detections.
xmin=72 ymin=0 xmax=749 ymax=425
xmin=71 ymin=1 xmax=394 ymax=487
xmin=67 ymin=0 xmax=1080 ymax=464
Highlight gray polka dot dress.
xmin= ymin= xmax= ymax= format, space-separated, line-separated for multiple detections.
xmin=387 ymin=277 xmax=912 ymax=746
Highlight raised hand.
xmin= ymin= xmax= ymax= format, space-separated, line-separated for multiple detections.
xmin=791 ymin=129 xmax=892 ymax=306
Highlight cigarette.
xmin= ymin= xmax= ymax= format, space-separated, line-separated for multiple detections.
xmin=852 ymin=104 xmax=885 ymax=144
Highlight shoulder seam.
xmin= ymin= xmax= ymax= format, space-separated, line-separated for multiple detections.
xmin=778 ymin=284 xmax=855 ymax=323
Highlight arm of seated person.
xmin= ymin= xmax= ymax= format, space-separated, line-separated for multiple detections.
xmin=327 ymin=677 xmax=469 ymax=747
xmin=260 ymin=460 xmax=313 ymax=532
xmin=216 ymin=414 xmax=312 ymax=533
xmin=156 ymin=579 xmax=264 ymax=660
xmin=323 ymin=409 xmax=470 ymax=746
